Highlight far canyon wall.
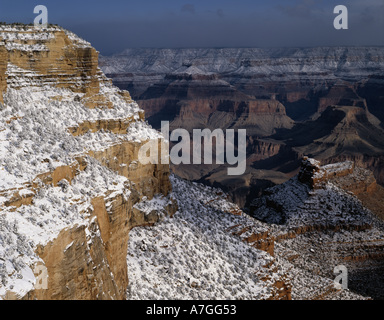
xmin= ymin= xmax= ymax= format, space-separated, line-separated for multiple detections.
xmin=100 ymin=47 xmax=384 ymax=208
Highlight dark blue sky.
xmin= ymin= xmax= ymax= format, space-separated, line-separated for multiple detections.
xmin=1 ymin=0 xmax=383 ymax=55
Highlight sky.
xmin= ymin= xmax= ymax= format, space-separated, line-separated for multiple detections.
xmin=0 ymin=0 xmax=383 ymax=55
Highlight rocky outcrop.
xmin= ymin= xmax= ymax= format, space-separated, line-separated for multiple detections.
xmin=12 ymin=155 xmax=176 ymax=300
xmin=322 ymin=154 xmax=384 ymax=186
xmin=298 ymin=157 xmax=355 ymax=189
xmin=3 ymin=29 xmax=101 ymax=94
xmin=25 ymin=223 xmax=120 ymax=300
xmin=0 ymin=25 xmax=119 ymax=110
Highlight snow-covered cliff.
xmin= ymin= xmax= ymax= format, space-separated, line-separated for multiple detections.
xmin=0 ymin=25 xmax=174 ymax=300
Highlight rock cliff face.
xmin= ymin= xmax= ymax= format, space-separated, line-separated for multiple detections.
xmin=0 ymin=25 xmax=176 ymax=300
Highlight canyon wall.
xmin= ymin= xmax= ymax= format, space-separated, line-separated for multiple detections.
xmin=101 ymin=48 xmax=384 ymax=209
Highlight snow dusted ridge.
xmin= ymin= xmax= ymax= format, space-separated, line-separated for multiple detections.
xmin=127 ymin=175 xmax=283 ymax=300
